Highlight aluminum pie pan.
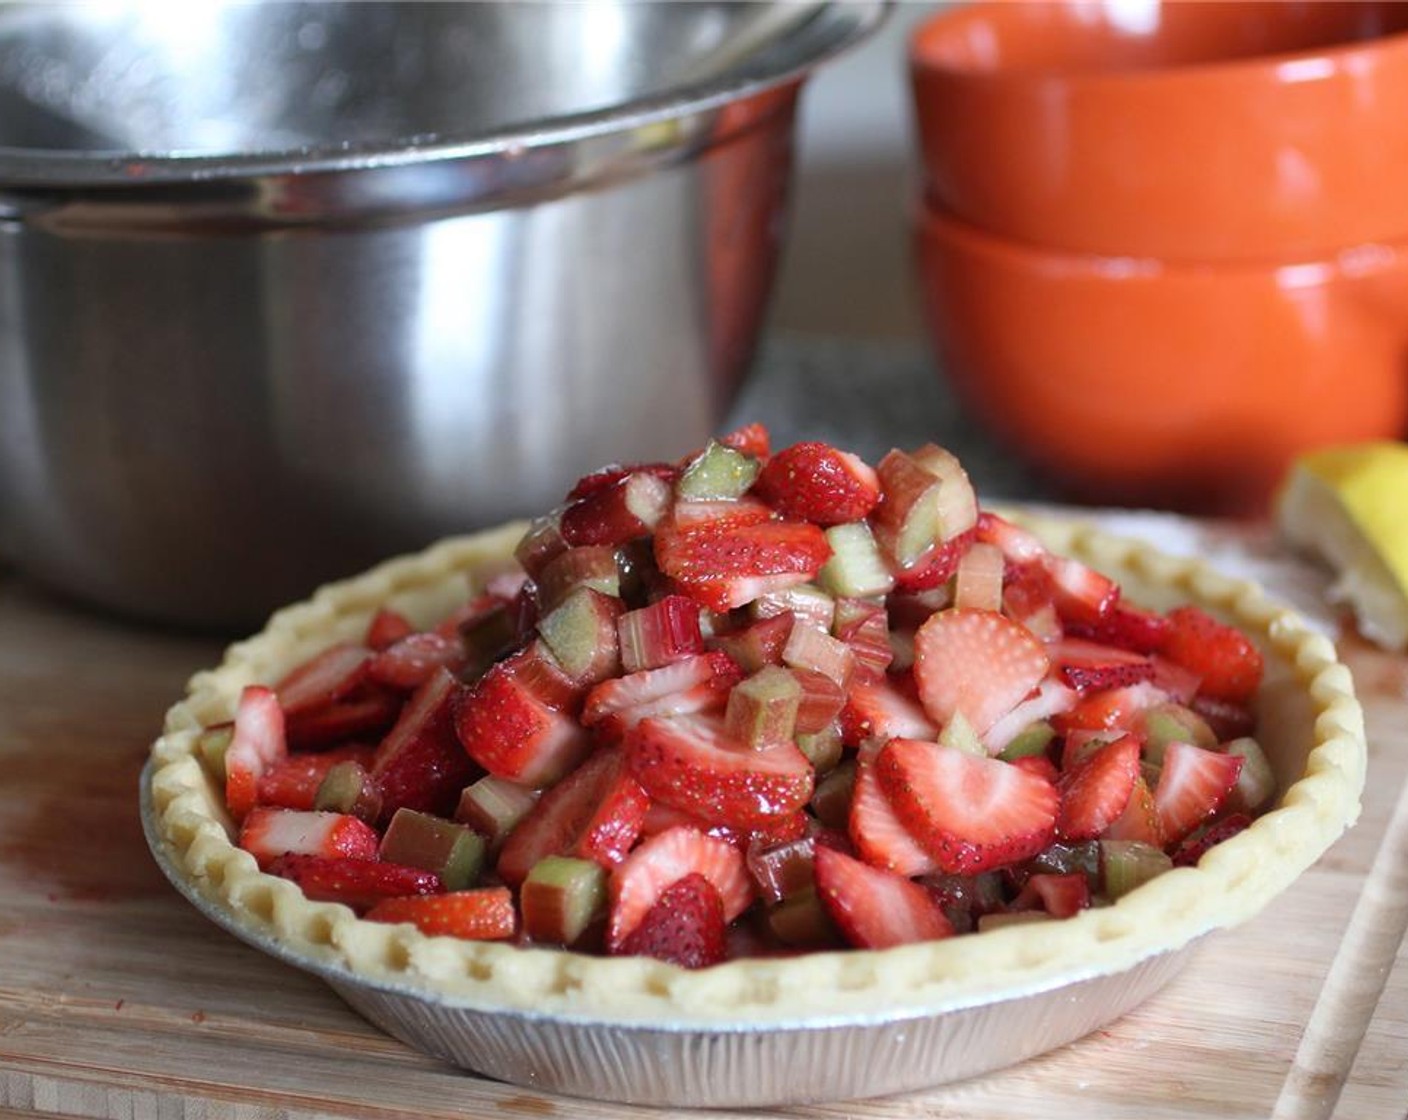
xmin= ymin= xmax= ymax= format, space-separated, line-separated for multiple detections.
xmin=141 ymin=513 xmax=1367 ymax=1107
xmin=141 ymin=771 xmax=1194 ymax=1105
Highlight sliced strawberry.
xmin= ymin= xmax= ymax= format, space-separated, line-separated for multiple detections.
xmin=1172 ymin=813 xmax=1254 ymax=867
xmin=875 ymin=739 xmax=1059 ymax=875
xmin=1052 ymin=681 xmax=1171 ymax=736
xmin=754 ymin=441 xmax=880 ymax=526
xmin=1010 ymin=872 xmax=1090 ymax=919
xmin=838 ymin=674 xmax=938 ymax=747
xmin=1153 ymin=741 xmax=1245 ymax=844
xmin=606 ymin=825 xmax=753 ymax=950
xmin=1044 ymin=554 xmax=1119 ymax=627
xmin=1056 ymin=735 xmax=1141 ymax=841
xmin=560 ymin=470 xmax=673 ymax=547
xmin=636 ymin=802 xmax=807 ymax=851
xmin=582 ymin=651 xmax=742 ymax=740
xmin=1011 ymin=754 xmax=1060 ymax=784
xmin=237 ymin=807 xmax=379 ymax=868
xmin=975 ymin=511 xmax=1048 ymax=564
xmin=365 ymin=888 xmax=517 ymax=940
xmin=984 ymin=678 xmax=1078 ymax=755
xmin=454 ymin=659 xmax=590 ymax=787
xmin=225 ymin=685 xmax=288 ymax=821
xmin=565 ymin=461 xmax=679 ymax=502
xmin=716 ymin=422 xmax=771 ymax=460
xmin=1102 ymin=776 xmax=1164 ymax=846
xmin=366 ymin=631 xmax=466 ymax=692
xmin=366 ymin=608 xmax=416 ymax=651
xmin=891 ymin=528 xmax=976 ymax=592
xmin=813 ymin=845 xmax=953 ymax=949
xmin=256 ymin=743 xmax=376 ymax=811
xmin=626 ymin=714 xmax=814 ymax=829
xmin=496 ymin=749 xmax=649 ymax=887
xmin=1160 ymin=605 xmax=1264 ymax=704
xmin=654 ymin=519 xmax=831 ymax=611
xmin=1067 ymin=601 xmax=1170 ymax=655
xmin=266 ymin=852 xmax=442 ymax=910
xmin=1150 ymin=655 xmax=1203 ymax=704
xmin=848 ymin=750 xmax=938 ymax=877
xmin=372 ymin=668 xmax=478 ymax=819
xmin=1000 ymin=560 xmax=1063 ymax=642
xmin=614 ymin=872 xmax=728 ymax=969
xmin=1049 ymin=637 xmax=1156 ymax=693
xmin=285 ymin=689 xmax=403 ymax=752
xmin=913 ymin=608 xmax=1049 ymax=734
xmin=274 ymin=643 xmax=372 ymax=718
xmin=1190 ymin=694 xmax=1258 ymax=741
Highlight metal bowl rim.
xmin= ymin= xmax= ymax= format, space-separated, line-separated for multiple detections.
xmin=0 ymin=1 xmax=887 ymax=187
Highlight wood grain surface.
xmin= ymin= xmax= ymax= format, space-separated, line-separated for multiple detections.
xmin=1 ymin=556 xmax=1405 ymax=1120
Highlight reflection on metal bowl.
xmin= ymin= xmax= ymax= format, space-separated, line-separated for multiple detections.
xmin=0 ymin=1 xmax=884 ymax=628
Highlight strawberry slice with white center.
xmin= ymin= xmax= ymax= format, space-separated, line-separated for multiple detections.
xmin=560 ymin=470 xmax=674 ymax=547
xmin=838 ymin=674 xmax=938 ymax=747
xmin=974 ymin=510 xmax=1048 ymax=564
xmin=607 ymin=825 xmax=754 ymax=951
xmin=372 ymin=667 xmax=479 ymax=819
xmin=1153 ymin=741 xmax=1245 ymax=844
xmin=1055 ymin=734 xmax=1141 ymax=841
xmin=274 ymin=643 xmax=372 ymax=717
xmin=237 ymin=807 xmax=380 ymax=868
xmin=454 ymin=659 xmax=591 ymax=787
xmin=913 ymin=608 xmax=1049 ymax=734
xmin=582 ymin=651 xmax=742 ymax=740
xmin=366 ymin=631 xmax=467 ymax=691
xmin=654 ymin=518 xmax=831 ymax=611
xmin=1011 ymin=872 xmax=1091 ymax=919
xmin=813 ymin=845 xmax=953 ymax=949
xmin=1049 ymin=637 xmax=1156 ymax=693
xmin=625 ymin=713 xmax=814 ymax=830
xmin=224 ymin=685 xmax=288 ymax=822
xmin=849 ymin=746 xmax=938 ymax=877
xmin=875 ymin=738 xmax=1059 ymax=875
xmin=496 ymin=748 xmax=649 ymax=887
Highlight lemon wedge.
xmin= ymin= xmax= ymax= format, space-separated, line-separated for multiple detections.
xmin=1276 ymin=441 xmax=1408 ymax=651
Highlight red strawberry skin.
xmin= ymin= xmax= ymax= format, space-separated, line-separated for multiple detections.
xmin=607 ymin=826 xmax=753 ymax=950
xmin=267 ymin=853 xmax=442 ymax=910
xmin=625 ymin=714 xmax=814 ymax=830
xmin=654 ymin=519 xmax=831 ymax=610
xmin=875 ymin=739 xmax=1059 ymax=875
xmin=614 ymin=872 xmax=728 ymax=969
xmin=1050 ymin=638 xmax=1156 ymax=693
xmin=365 ymin=888 xmax=518 ymax=940
xmin=225 ymin=685 xmax=288 ymax=822
xmin=813 ymin=845 xmax=953 ymax=949
xmin=1160 ymin=605 xmax=1264 ymax=703
xmin=1056 ymin=735 xmax=1141 ymax=841
xmin=256 ymin=743 xmax=376 ymax=811
xmin=454 ymin=660 xmax=590 ymax=787
xmin=372 ymin=668 xmax=479 ymax=820
xmin=754 ymin=441 xmax=880 ymax=526
xmin=237 ymin=807 xmax=380 ymax=868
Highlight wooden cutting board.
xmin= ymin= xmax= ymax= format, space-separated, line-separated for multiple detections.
xmin=1 ymin=548 xmax=1405 ymax=1120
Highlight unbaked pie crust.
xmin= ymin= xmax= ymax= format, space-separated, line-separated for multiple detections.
xmin=145 ymin=513 xmax=1366 ymax=1025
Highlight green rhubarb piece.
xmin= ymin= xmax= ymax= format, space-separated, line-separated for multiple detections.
xmin=713 ymin=614 xmax=793 ymax=673
xmin=514 ymin=513 xmax=568 ymax=580
xmin=313 ymin=760 xmax=383 ymax=823
xmin=521 ymin=856 xmax=607 ymax=946
xmin=998 ymin=720 xmax=1055 ymax=761
xmin=456 ymin=775 xmax=540 ymax=846
xmin=782 ymin=620 xmax=854 ymax=686
xmin=796 ymin=723 xmax=844 ymax=775
xmin=818 ymin=522 xmax=895 ymax=599
xmin=1100 ymin=839 xmax=1173 ymax=899
xmin=725 ymin=665 xmax=801 ymax=748
xmin=810 ymin=760 xmax=857 ymax=830
xmin=538 ymin=545 xmax=620 ymax=611
xmin=1141 ymin=703 xmax=1217 ymax=765
xmin=767 ymin=888 xmax=844 ymax=948
xmin=939 ymin=711 xmax=986 ymax=758
xmin=1224 ymin=736 xmax=1276 ymax=813
xmin=677 ymin=440 xmax=760 ymax=500
xmin=1026 ymin=841 xmax=1100 ymax=885
xmin=379 ymin=808 xmax=486 ymax=891
xmin=538 ymin=586 xmax=621 ymax=682
xmin=196 ymin=725 xmax=233 ymax=781
xmin=751 ymin=583 xmax=836 ymax=632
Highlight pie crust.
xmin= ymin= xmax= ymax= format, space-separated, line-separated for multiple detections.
xmin=145 ymin=513 xmax=1366 ymax=1025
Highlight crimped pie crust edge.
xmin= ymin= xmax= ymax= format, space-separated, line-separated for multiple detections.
xmin=145 ymin=513 xmax=1366 ymax=1026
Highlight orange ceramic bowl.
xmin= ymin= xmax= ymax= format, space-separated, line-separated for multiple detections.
xmin=911 ymin=1 xmax=1408 ymax=261
xmin=914 ymin=203 xmax=1408 ymax=514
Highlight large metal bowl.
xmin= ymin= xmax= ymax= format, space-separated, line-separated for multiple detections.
xmin=0 ymin=1 xmax=883 ymax=629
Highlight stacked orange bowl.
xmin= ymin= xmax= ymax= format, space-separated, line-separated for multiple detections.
xmin=909 ymin=1 xmax=1408 ymax=515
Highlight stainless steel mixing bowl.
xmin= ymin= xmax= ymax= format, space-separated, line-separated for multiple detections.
xmin=0 ymin=1 xmax=883 ymax=629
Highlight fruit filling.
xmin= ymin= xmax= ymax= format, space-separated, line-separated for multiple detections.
xmin=204 ymin=426 xmax=1271 ymax=967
